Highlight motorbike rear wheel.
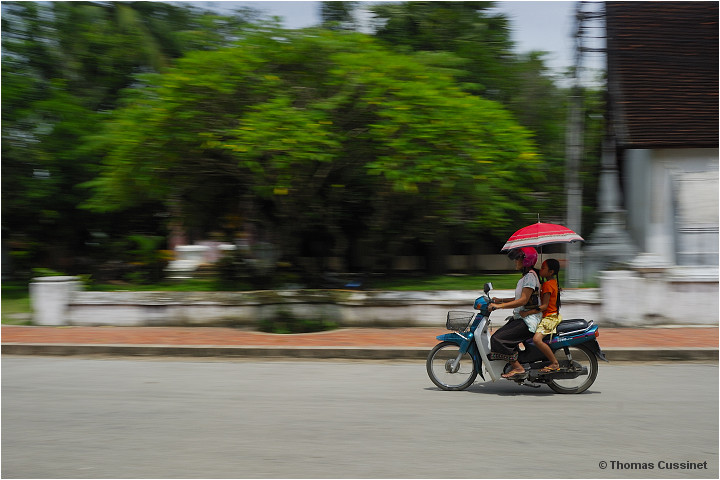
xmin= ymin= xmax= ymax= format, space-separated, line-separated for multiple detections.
xmin=547 ymin=343 xmax=598 ymax=394
xmin=427 ymin=341 xmax=478 ymax=391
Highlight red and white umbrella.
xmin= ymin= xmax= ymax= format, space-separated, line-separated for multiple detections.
xmin=501 ymin=222 xmax=583 ymax=251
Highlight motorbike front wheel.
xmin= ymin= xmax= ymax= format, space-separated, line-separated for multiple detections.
xmin=427 ymin=341 xmax=478 ymax=391
xmin=547 ymin=343 xmax=598 ymax=394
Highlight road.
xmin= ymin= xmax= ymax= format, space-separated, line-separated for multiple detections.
xmin=2 ymin=357 xmax=718 ymax=478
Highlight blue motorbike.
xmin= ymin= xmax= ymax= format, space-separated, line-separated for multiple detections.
xmin=426 ymin=282 xmax=608 ymax=394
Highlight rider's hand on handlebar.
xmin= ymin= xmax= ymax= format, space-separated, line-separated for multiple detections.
xmin=488 ymin=303 xmax=501 ymax=312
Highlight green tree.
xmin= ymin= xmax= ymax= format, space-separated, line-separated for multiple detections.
xmin=369 ymin=2 xmax=570 ymax=222
xmin=506 ymin=52 xmax=569 ymax=220
xmin=320 ymin=1 xmax=358 ymax=30
xmin=84 ymin=29 xmax=541 ymax=279
xmin=1 ymin=1 xmax=256 ymax=277
xmin=370 ymin=1 xmax=513 ymax=98
xmin=579 ymin=84 xmax=606 ymax=238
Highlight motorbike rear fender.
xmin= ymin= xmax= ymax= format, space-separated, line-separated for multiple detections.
xmin=582 ymin=338 xmax=609 ymax=362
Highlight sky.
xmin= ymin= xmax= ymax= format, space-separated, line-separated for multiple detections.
xmin=188 ymin=0 xmax=606 ymax=80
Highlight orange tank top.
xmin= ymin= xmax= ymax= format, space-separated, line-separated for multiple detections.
xmin=541 ymin=279 xmax=559 ymax=316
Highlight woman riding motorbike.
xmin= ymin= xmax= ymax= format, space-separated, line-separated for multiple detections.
xmin=487 ymin=247 xmax=541 ymax=379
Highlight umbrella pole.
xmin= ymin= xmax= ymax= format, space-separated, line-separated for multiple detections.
xmin=537 ymin=214 xmax=542 ymax=268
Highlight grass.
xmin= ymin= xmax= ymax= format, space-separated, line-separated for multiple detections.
xmin=368 ymin=274 xmax=520 ymax=291
xmin=88 ymin=278 xmax=236 ymax=292
xmin=1 ymin=282 xmax=32 ymax=325
xmin=85 ymin=274 xmax=522 ymax=292
xmin=65 ymin=274 xmax=522 ymax=292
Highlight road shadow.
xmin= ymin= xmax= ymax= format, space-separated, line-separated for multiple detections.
xmin=424 ymin=382 xmax=602 ymax=396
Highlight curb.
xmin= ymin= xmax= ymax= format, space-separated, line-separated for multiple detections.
xmin=1 ymin=344 xmax=427 ymax=360
xmin=601 ymin=347 xmax=718 ymax=362
xmin=2 ymin=344 xmax=717 ymax=362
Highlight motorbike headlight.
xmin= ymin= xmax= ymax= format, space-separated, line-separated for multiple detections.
xmin=474 ymin=296 xmax=489 ymax=311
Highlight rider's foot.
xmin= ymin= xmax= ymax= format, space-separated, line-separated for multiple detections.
xmin=540 ymin=363 xmax=560 ymax=373
xmin=502 ymin=369 xmax=525 ymax=379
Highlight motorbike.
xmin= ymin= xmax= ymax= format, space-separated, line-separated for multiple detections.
xmin=426 ymin=282 xmax=607 ymax=394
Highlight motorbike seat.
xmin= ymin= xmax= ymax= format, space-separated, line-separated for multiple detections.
xmin=556 ymin=319 xmax=589 ymax=334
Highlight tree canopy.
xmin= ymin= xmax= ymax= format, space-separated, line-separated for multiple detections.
xmin=1 ymin=1 xmax=257 ymax=277
xmin=83 ymin=28 xmax=541 ymax=274
xmin=2 ymin=1 xmax=603 ymax=282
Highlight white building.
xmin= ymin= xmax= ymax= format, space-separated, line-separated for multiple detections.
xmin=586 ymin=2 xmax=718 ymax=325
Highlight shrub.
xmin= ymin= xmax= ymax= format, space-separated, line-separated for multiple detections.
xmin=258 ymin=309 xmax=338 ymax=334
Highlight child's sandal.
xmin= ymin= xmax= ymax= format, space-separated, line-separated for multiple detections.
xmin=540 ymin=365 xmax=560 ymax=373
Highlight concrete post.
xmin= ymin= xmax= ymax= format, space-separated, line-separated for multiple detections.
xmin=599 ymin=270 xmax=642 ymax=326
xmin=583 ymin=140 xmax=638 ymax=281
xmin=30 ymin=276 xmax=81 ymax=326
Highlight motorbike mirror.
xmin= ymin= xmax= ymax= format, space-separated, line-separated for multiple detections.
xmin=484 ymin=282 xmax=493 ymax=294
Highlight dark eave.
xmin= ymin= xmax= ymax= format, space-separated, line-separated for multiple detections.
xmin=605 ymin=1 xmax=719 ymax=148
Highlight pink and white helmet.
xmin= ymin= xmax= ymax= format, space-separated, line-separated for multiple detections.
xmin=508 ymin=247 xmax=538 ymax=268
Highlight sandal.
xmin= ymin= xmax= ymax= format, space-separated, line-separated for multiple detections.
xmin=540 ymin=365 xmax=560 ymax=373
xmin=502 ymin=370 xmax=526 ymax=379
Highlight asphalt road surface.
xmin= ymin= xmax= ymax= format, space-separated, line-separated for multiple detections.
xmin=2 ymin=357 xmax=718 ymax=478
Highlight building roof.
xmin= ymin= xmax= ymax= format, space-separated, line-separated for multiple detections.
xmin=605 ymin=1 xmax=718 ymax=148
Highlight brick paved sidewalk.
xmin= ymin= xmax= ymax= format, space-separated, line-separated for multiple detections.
xmin=2 ymin=325 xmax=717 ymax=348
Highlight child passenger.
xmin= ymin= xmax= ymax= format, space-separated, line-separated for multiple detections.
xmin=532 ymin=258 xmax=563 ymax=372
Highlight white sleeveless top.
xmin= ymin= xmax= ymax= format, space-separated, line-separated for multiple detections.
xmin=513 ymin=270 xmax=541 ymax=332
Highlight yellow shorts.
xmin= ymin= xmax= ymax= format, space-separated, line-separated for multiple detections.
xmin=535 ymin=313 xmax=562 ymax=335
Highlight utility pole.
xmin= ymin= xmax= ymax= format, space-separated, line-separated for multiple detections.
xmin=581 ymin=2 xmax=638 ymax=279
xmin=565 ymin=85 xmax=583 ymax=287
xmin=565 ymin=2 xmax=587 ymax=287
xmin=566 ymin=1 xmax=607 ymax=286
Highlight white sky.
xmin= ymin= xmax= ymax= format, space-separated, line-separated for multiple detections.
xmin=186 ymin=1 xmax=605 ymax=80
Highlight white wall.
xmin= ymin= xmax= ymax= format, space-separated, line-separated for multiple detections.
xmin=624 ymin=148 xmax=719 ymax=266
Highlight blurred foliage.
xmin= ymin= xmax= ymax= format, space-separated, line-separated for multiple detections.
xmin=81 ymin=28 xmax=542 ymax=280
xmin=579 ymin=86 xmax=606 ymax=239
xmin=2 ymin=1 xmax=604 ymax=285
xmin=321 ymin=1 xmax=359 ymax=30
xmin=0 ymin=282 xmax=32 ymax=325
xmin=370 ymin=1 xmax=513 ymax=98
xmin=365 ymin=273 xmax=521 ymax=291
xmin=124 ymin=235 xmax=170 ymax=284
xmin=1 ymin=1 xmax=257 ymax=279
xmin=369 ymin=1 xmax=574 ymax=222
xmin=258 ymin=309 xmax=339 ymax=334
xmin=31 ymin=267 xmax=67 ymax=277
xmin=215 ymin=244 xmax=286 ymax=291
